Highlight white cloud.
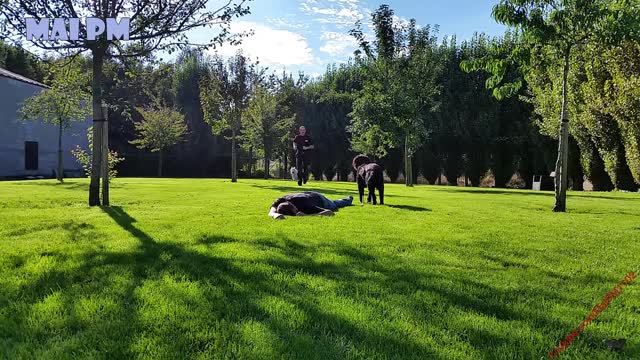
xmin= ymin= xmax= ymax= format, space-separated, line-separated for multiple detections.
xmin=300 ymin=0 xmax=366 ymax=28
xmin=393 ymin=15 xmax=413 ymax=27
xmin=305 ymin=6 xmax=363 ymax=20
xmin=266 ymin=16 xmax=308 ymax=30
xmin=319 ymin=31 xmax=358 ymax=56
xmin=330 ymin=0 xmax=358 ymax=4
xmin=212 ymin=21 xmax=314 ymax=67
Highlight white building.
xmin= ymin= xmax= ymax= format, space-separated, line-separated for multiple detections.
xmin=0 ymin=67 xmax=90 ymax=179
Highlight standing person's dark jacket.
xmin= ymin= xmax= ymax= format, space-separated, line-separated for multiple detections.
xmin=271 ymin=192 xmax=325 ymax=214
xmin=293 ymin=134 xmax=313 ymax=160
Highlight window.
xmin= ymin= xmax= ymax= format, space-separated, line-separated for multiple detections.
xmin=25 ymin=141 xmax=38 ymax=170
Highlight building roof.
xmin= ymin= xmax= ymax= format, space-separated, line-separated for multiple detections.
xmin=0 ymin=67 xmax=48 ymax=88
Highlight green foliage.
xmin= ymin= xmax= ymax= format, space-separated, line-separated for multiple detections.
xmin=130 ymin=106 xmax=188 ymax=153
xmin=349 ymin=6 xmax=441 ymax=160
xmin=18 ymin=3 xmax=636 ymax=189
xmin=241 ymin=84 xmax=292 ymax=175
xmin=0 ymin=39 xmax=45 ymax=81
xmin=19 ymin=61 xmax=91 ymax=128
xmin=201 ymin=52 xmax=252 ymax=138
xmin=0 ymin=1 xmax=252 ymax=58
xmin=461 ymin=0 xmax=638 ymax=100
xmin=303 ymin=64 xmax=359 ymax=180
xmin=19 ymin=59 xmax=92 ymax=182
xmin=526 ymin=37 xmax=640 ymax=190
xmin=71 ymin=127 xmax=124 ymax=180
xmin=272 ymin=71 xmax=307 ymax=158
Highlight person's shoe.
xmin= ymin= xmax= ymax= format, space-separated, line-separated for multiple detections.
xmin=347 ymin=196 xmax=353 ymax=205
xmin=298 ymin=179 xmax=302 ymax=186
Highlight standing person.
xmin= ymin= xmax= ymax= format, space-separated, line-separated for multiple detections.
xmin=293 ymin=126 xmax=314 ymax=186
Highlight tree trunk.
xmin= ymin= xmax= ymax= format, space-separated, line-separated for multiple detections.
xmin=231 ymin=128 xmax=237 ymax=182
xmin=89 ymin=49 xmax=104 ymax=206
xmin=283 ymin=152 xmax=288 ymax=179
xmin=404 ymin=135 xmax=413 ymax=187
xmin=264 ymin=156 xmax=269 ymax=179
xmin=553 ymin=47 xmax=571 ymax=212
xmin=248 ymin=146 xmax=253 ymax=178
xmin=613 ymin=142 xmax=638 ymax=191
xmin=57 ymin=120 xmax=64 ymax=182
xmin=101 ymin=103 xmax=109 ymax=206
xmin=577 ymin=133 xmax=614 ymax=191
xmin=568 ymin=135 xmax=584 ymax=191
xmin=158 ymin=150 xmax=163 ymax=177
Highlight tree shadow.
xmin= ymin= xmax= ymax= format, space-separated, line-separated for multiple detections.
xmin=97 ymin=208 xmax=442 ymax=357
xmin=568 ymin=193 xmax=640 ymax=201
xmin=3 ymin=206 xmax=587 ymax=359
xmin=10 ymin=181 xmax=122 ymax=190
xmin=433 ymin=187 xmax=554 ymax=197
xmin=250 ymin=183 xmax=356 ymax=197
xmin=7 ymin=221 xmax=96 ymax=240
xmin=386 ymin=204 xmax=432 ymax=212
xmin=102 ymin=206 xmax=154 ymax=245
xmin=433 ymin=186 xmax=640 ymax=202
xmin=197 ymin=234 xmax=237 ymax=245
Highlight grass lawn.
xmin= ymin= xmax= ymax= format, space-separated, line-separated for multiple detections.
xmin=0 ymin=178 xmax=639 ymax=359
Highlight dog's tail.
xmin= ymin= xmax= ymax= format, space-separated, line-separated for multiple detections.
xmin=352 ymin=154 xmax=371 ymax=170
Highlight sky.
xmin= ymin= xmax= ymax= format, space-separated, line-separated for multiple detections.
xmin=196 ymin=0 xmax=507 ymax=77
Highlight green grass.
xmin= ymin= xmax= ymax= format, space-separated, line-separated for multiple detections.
xmin=1 ymin=178 xmax=639 ymax=359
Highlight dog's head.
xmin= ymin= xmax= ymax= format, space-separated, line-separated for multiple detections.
xmin=352 ymin=154 xmax=371 ymax=170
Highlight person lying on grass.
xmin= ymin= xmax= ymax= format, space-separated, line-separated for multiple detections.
xmin=269 ymin=191 xmax=353 ymax=219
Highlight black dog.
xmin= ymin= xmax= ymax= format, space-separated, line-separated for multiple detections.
xmin=352 ymin=155 xmax=384 ymax=205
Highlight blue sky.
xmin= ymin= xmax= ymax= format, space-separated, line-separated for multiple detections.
xmin=202 ymin=0 xmax=507 ymax=77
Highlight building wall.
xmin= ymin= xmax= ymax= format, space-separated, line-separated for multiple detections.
xmin=0 ymin=76 xmax=91 ymax=178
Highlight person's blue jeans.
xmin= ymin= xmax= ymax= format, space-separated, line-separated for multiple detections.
xmin=312 ymin=192 xmax=353 ymax=211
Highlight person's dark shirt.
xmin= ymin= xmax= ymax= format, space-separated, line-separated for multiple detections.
xmin=271 ymin=192 xmax=324 ymax=214
xmin=293 ymin=134 xmax=312 ymax=159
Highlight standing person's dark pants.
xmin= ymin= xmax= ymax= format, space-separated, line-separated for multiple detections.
xmin=296 ymin=155 xmax=309 ymax=184
xmin=294 ymin=131 xmax=313 ymax=185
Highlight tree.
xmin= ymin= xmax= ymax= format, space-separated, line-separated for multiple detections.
xmin=0 ymin=39 xmax=46 ymax=81
xmin=350 ymin=6 xmax=441 ymax=186
xmin=242 ymin=85 xmax=292 ymax=179
xmin=274 ymin=71 xmax=307 ymax=179
xmin=20 ymin=61 xmax=91 ymax=182
xmin=130 ymin=106 xmax=188 ymax=177
xmin=201 ymin=52 xmax=253 ymax=182
xmin=462 ymin=0 xmax=639 ymax=211
xmin=1 ymin=0 xmax=251 ymax=205
xmin=302 ymin=64 xmax=358 ymax=182
xmin=578 ymin=41 xmax=640 ymax=190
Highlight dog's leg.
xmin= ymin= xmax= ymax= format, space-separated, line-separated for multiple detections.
xmin=358 ymin=183 xmax=365 ymax=205
xmin=378 ymin=184 xmax=384 ymax=205
xmin=368 ymin=184 xmax=377 ymax=205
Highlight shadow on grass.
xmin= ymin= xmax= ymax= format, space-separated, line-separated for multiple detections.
xmin=250 ymin=183 xmax=357 ymax=197
xmin=197 ymin=234 xmax=237 ymax=245
xmin=433 ymin=187 xmax=555 ymax=197
xmin=433 ymin=186 xmax=640 ymax=202
xmin=3 ymin=206 xmax=577 ymax=359
xmin=16 ymin=180 xmax=127 ymax=190
xmin=386 ymin=204 xmax=432 ymax=212
xmin=7 ymin=221 xmax=96 ymax=239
